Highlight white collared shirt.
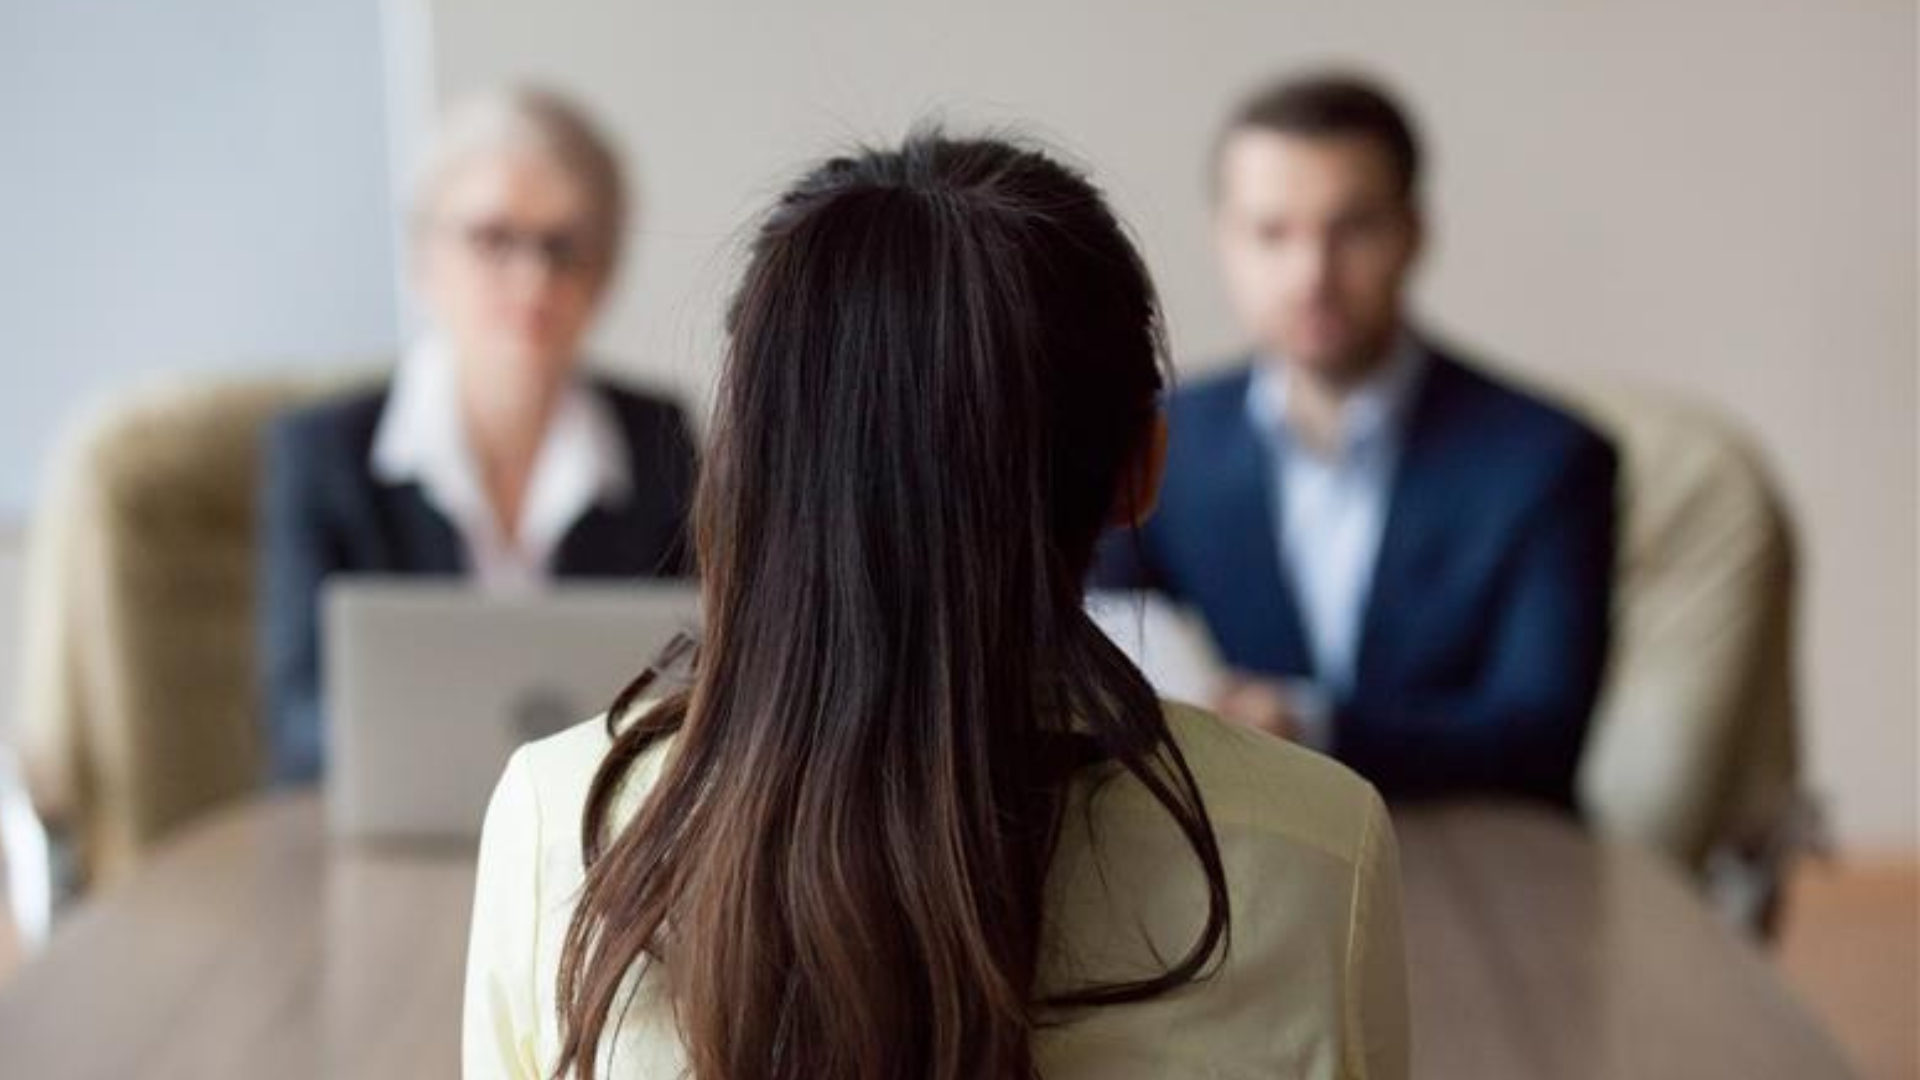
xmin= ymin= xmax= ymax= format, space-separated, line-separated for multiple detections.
xmin=370 ymin=338 xmax=632 ymax=592
xmin=1247 ymin=335 xmax=1427 ymax=705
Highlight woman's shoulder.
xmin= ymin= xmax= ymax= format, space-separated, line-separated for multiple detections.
xmin=501 ymin=707 xmax=675 ymax=859
xmin=269 ymin=382 xmax=391 ymax=450
xmin=516 ymin=711 xmax=620 ymax=793
xmin=1042 ymin=703 xmax=1403 ymax=1076
xmin=1153 ymin=698 xmax=1386 ymax=863
xmin=259 ymin=382 xmax=395 ymax=508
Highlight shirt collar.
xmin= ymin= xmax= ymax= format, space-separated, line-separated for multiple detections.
xmin=370 ymin=337 xmax=632 ymax=552
xmin=1247 ymin=330 xmax=1428 ymax=457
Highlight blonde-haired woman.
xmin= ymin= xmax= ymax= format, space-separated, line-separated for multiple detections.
xmin=258 ymin=87 xmax=696 ymax=784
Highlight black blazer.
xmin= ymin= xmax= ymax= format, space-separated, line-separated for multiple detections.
xmin=257 ymin=376 xmax=697 ymax=785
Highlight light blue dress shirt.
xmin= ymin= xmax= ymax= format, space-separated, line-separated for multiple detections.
xmin=1245 ymin=337 xmax=1428 ymax=711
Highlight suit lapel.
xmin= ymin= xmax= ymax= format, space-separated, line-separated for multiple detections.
xmin=1213 ymin=378 xmax=1314 ymax=676
xmin=1355 ymin=354 xmax=1462 ymax=689
xmin=377 ymin=482 xmax=466 ymax=574
xmin=554 ymin=501 xmax=653 ymax=577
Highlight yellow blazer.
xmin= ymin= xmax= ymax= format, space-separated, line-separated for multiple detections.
xmin=463 ymin=700 xmax=1408 ymax=1078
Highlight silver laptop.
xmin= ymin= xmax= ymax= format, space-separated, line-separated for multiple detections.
xmin=323 ymin=577 xmax=701 ymax=846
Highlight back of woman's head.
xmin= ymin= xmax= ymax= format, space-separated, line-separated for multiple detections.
xmin=555 ymin=131 xmax=1227 ymax=1080
xmin=711 ymin=132 xmax=1165 ymax=586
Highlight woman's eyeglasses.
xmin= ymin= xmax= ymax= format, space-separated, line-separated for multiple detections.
xmin=446 ymin=219 xmax=602 ymax=277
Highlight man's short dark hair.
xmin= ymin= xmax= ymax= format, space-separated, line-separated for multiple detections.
xmin=1216 ymin=72 xmax=1423 ymax=199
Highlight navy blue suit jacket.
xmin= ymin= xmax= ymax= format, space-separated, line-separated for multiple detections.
xmin=257 ymin=377 xmax=697 ymax=785
xmin=1094 ymin=347 xmax=1617 ymax=807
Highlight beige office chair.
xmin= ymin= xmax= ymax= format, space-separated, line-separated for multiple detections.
xmin=1552 ymin=378 xmax=1813 ymax=934
xmin=17 ymin=371 xmax=368 ymax=888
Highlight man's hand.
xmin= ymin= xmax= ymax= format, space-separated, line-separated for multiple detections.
xmin=1213 ymin=674 xmax=1304 ymax=741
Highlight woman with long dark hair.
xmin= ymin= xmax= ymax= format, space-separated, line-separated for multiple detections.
xmin=463 ymin=132 xmax=1406 ymax=1080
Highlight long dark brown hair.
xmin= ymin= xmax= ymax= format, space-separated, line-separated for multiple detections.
xmin=552 ymin=131 xmax=1230 ymax=1080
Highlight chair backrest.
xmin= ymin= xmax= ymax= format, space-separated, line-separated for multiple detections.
xmin=1550 ymin=378 xmax=1802 ymax=873
xmin=17 ymin=370 xmax=372 ymax=886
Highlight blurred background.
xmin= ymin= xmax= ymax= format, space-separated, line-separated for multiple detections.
xmin=0 ymin=1 xmax=1912 ymax=1077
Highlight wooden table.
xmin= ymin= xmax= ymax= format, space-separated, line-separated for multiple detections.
xmin=1397 ymin=807 xmax=1854 ymax=1079
xmin=0 ymin=795 xmax=1855 ymax=1079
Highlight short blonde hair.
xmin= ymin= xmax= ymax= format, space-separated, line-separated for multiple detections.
xmin=409 ymin=86 xmax=629 ymax=271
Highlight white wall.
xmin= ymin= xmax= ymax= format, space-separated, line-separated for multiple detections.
xmin=418 ymin=0 xmax=1917 ymax=851
xmin=0 ymin=0 xmax=401 ymax=517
